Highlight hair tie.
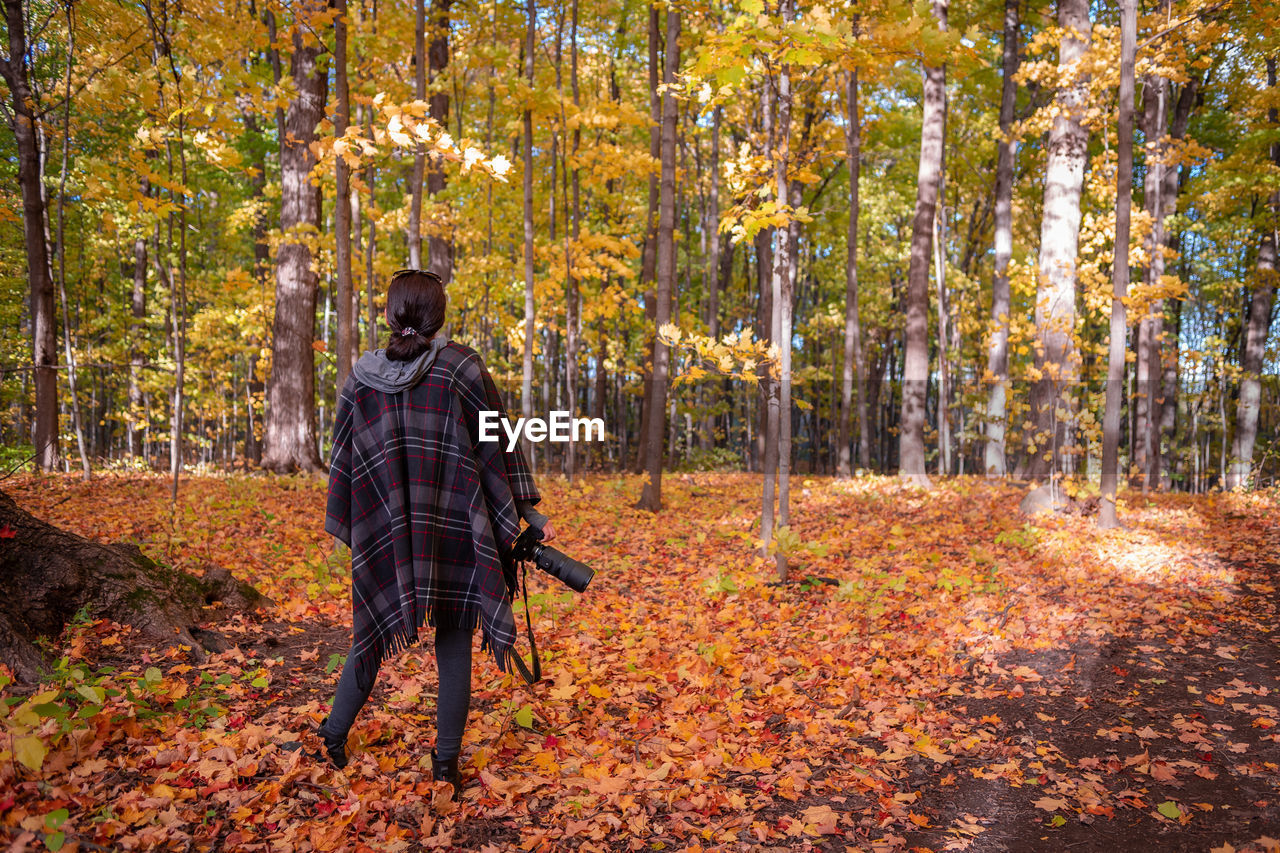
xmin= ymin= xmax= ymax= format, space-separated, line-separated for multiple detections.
xmin=398 ymin=327 xmax=418 ymax=337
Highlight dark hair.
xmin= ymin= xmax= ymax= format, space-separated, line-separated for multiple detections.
xmin=385 ymin=269 xmax=445 ymax=362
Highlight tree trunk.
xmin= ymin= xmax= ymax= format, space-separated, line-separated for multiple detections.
xmin=1 ymin=0 xmax=58 ymax=471
xmin=839 ymin=68 xmax=870 ymax=478
xmin=0 ymin=490 xmax=268 ymax=684
xmin=521 ymin=0 xmax=537 ymax=471
xmin=334 ymin=0 xmax=354 ymax=389
xmin=633 ymin=3 xmax=662 ymax=476
xmin=263 ymin=9 xmax=327 ymax=473
xmin=408 ymin=0 xmax=426 ymax=268
xmin=1228 ymin=61 xmax=1279 ymax=489
xmin=983 ymin=0 xmax=1019 ymax=478
xmin=700 ymin=105 xmax=722 ymax=453
xmin=637 ymin=6 xmax=679 ymax=513
xmin=426 ymin=0 xmax=456 ymax=283
xmin=564 ymin=0 xmax=581 ymax=483
xmin=772 ymin=4 xmax=795 ymax=581
xmin=1134 ymin=65 xmax=1169 ymax=491
xmin=1099 ymin=0 xmax=1135 ymax=530
xmin=129 ymin=228 xmax=147 ymax=458
xmin=51 ymin=18 xmax=90 ymax=481
xmin=899 ymin=0 xmax=947 ymax=488
xmin=1026 ymin=0 xmax=1091 ymax=482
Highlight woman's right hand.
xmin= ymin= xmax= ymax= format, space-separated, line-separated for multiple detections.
xmin=538 ymin=520 xmax=557 ymax=543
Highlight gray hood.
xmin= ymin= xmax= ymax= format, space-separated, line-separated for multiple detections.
xmin=351 ymin=332 xmax=449 ymax=393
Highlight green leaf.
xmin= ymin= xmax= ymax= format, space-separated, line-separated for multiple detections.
xmin=326 ymin=654 xmax=345 ymax=675
xmin=250 ymin=676 xmax=269 ymax=689
xmin=15 ymin=736 xmax=47 ymax=771
xmin=44 ymin=808 xmax=69 ymax=829
xmin=1157 ymin=801 xmax=1181 ymax=820
xmin=1049 ymin=815 xmax=1066 ymax=827
xmin=44 ymin=831 xmax=65 ymax=852
xmin=75 ymin=685 xmax=106 ymax=705
xmin=144 ymin=667 xmax=163 ymax=684
xmin=514 ymin=705 xmax=534 ymax=729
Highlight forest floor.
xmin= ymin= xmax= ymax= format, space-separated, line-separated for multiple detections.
xmin=1 ymin=471 xmax=1278 ymax=853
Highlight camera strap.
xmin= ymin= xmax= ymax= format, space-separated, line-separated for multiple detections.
xmin=506 ymin=560 xmax=542 ymax=685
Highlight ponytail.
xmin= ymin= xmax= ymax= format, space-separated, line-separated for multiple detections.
xmin=385 ymin=269 xmax=445 ymax=361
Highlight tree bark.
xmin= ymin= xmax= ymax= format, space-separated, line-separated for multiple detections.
xmin=129 ymin=226 xmax=147 ymax=459
xmin=1227 ymin=58 xmax=1279 ymax=489
xmin=0 ymin=490 xmax=268 ymax=684
xmin=263 ymin=7 xmax=327 ymax=473
xmin=701 ymin=105 xmax=722 ymax=453
xmin=983 ymin=0 xmax=1019 ymax=478
xmin=1100 ymin=0 xmax=1136 ymax=530
xmin=899 ymin=0 xmax=947 ymax=488
xmin=408 ymin=0 xmax=426 ymax=268
xmin=521 ymin=0 xmax=537 ymax=471
xmin=564 ymin=0 xmax=581 ymax=483
xmin=1134 ymin=65 xmax=1169 ymax=491
xmin=1025 ymin=0 xmax=1091 ymax=482
xmin=52 ymin=11 xmax=89 ymax=480
xmin=839 ymin=68 xmax=870 ymax=478
xmin=1 ymin=0 xmax=58 ymax=471
xmin=637 ymin=6 xmax=679 ymax=513
xmin=334 ymin=0 xmax=354 ymax=390
xmin=426 ymin=0 xmax=455 ymax=283
xmin=634 ymin=3 xmax=662 ymax=476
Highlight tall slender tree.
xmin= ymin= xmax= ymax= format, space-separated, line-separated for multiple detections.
xmin=1025 ymin=0 xmax=1091 ymax=482
xmin=1 ymin=0 xmax=57 ymax=470
xmin=839 ymin=67 xmax=871 ymax=477
xmin=637 ymin=5 xmax=679 ymax=512
xmin=1100 ymin=0 xmax=1136 ymax=530
xmin=408 ymin=0 xmax=426 ymax=268
xmin=426 ymin=0 xmax=456 ymax=282
xmin=983 ymin=0 xmax=1020 ymax=478
xmin=334 ymin=0 xmax=354 ymax=388
xmin=521 ymin=0 xmax=537 ymax=470
xmin=1227 ymin=58 xmax=1278 ymax=489
xmin=899 ymin=0 xmax=947 ymax=488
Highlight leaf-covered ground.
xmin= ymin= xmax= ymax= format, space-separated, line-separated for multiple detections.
xmin=2 ymin=473 xmax=1279 ymax=852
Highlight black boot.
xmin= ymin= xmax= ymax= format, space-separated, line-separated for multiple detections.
xmin=430 ymin=749 xmax=461 ymax=797
xmin=315 ymin=716 xmax=349 ymax=769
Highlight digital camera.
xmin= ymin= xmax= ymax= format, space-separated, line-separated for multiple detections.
xmin=511 ymin=526 xmax=595 ymax=593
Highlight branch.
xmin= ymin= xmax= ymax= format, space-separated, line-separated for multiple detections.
xmin=36 ymin=25 xmax=149 ymax=120
xmin=1137 ymin=0 xmax=1231 ymax=51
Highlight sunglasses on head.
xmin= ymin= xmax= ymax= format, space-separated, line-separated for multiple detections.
xmin=390 ymin=268 xmax=444 ymax=284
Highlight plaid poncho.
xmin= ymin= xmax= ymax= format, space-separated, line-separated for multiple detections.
xmin=324 ymin=341 xmax=541 ymax=693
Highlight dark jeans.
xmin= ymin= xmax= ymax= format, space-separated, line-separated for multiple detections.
xmin=325 ymin=623 xmax=473 ymax=760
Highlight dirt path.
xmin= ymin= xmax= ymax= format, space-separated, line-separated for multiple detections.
xmin=903 ymin=561 xmax=1280 ymax=852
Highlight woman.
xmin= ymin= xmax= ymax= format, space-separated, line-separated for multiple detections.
xmin=317 ymin=269 xmax=554 ymax=793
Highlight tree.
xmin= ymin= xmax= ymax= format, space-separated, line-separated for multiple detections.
xmin=521 ymin=0 xmax=537 ymax=471
xmin=1100 ymin=0 xmax=1137 ymax=530
xmin=334 ymin=0 xmax=355 ymax=388
xmin=425 ymin=0 xmax=455 ymax=283
xmin=0 ymin=0 xmax=58 ymax=471
xmin=263 ymin=3 xmax=328 ymax=473
xmin=982 ymin=0 xmax=1019 ymax=478
xmin=899 ymin=0 xmax=947 ymax=489
xmin=1024 ymin=0 xmax=1091 ymax=482
xmin=1227 ymin=59 xmax=1279 ymax=490
xmin=838 ymin=67 xmax=871 ymax=477
xmin=637 ymin=6 xmax=679 ymax=513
